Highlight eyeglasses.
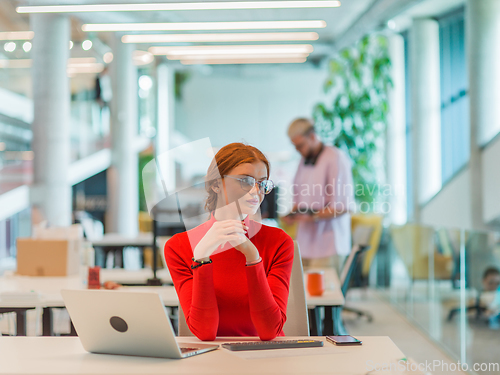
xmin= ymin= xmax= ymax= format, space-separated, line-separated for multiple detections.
xmin=224 ymin=175 xmax=274 ymax=195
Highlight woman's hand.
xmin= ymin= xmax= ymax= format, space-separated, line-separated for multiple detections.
xmin=193 ymin=220 xmax=248 ymax=261
xmin=231 ymin=236 xmax=260 ymax=263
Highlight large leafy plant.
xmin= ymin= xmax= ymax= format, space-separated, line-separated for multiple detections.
xmin=314 ymin=35 xmax=392 ymax=205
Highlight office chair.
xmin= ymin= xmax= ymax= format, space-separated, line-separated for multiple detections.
xmin=339 ymin=245 xmax=371 ymax=333
xmin=178 ymin=241 xmax=309 ymax=336
xmin=283 ymin=241 xmax=309 ymax=336
xmin=341 ymin=220 xmax=377 ymax=323
xmin=316 ymin=244 xmax=370 ymax=336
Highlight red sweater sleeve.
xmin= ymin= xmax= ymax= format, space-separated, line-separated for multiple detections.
xmin=245 ymin=235 xmax=294 ymax=340
xmin=164 ymin=235 xmax=219 ymax=341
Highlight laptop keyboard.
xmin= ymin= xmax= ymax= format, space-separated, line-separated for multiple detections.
xmin=180 ymin=347 xmax=199 ymax=353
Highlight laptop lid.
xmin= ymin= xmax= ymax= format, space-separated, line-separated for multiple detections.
xmin=61 ymin=289 xmax=218 ymax=359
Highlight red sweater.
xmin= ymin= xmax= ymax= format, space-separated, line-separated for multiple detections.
xmin=164 ymin=214 xmax=294 ymax=341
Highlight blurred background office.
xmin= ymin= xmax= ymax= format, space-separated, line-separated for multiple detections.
xmin=1 ymin=0 xmax=500 ymax=373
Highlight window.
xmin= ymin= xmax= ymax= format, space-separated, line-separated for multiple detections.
xmin=438 ymin=9 xmax=470 ymax=184
xmin=403 ymin=31 xmax=413 ymax=221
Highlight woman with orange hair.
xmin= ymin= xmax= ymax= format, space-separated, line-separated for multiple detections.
xmin=164 ymin=143 xmax=294 ymax=341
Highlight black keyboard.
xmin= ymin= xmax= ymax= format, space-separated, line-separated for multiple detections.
xmin=221 ymin=339 xmax=324 ymax=351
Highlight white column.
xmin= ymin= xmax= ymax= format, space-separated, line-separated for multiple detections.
xmin=156 ymin=62 xmax=176 ymax=192
xmin=106 ymin=36 xmax=139 ymax=235
xmin=31 ymin=14 xmax=71 ymax=226
xmin=467 ymin=0 xmax=500 ymax=230
xmin=409 ymin=18 xmax=442 ymax=221
xmin=386 ymin=33 xmax=407 ymax=225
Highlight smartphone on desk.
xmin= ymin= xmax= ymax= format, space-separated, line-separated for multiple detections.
xmin=326 ymin=335 xmax=362 ymax=346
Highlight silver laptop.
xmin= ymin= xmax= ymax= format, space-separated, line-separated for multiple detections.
xmin=61 ymin=289 xmax=218 ymax=359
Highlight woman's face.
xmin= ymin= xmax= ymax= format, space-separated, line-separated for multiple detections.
xmin=217 ymin=161 xmax=268 ymax=216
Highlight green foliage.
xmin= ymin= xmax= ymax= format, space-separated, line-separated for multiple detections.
xmin=175 ymin=71 xmax=191 ymax=100
xmin=313 ymin=34 xmax=392 ymax=205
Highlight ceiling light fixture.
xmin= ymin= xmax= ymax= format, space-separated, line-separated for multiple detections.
xmin=68 ymin=57 xmax=97 ymax=64
xmin=0 ymin=59 xmax=32 ymax=68
xmin=168 ymin=52 xmax=309 ymax=60
xmin=17 ymin=1 xmax=340 ymax=13
xmin=82 ymin=20 xmax=326 ymax=32
xmin=4 ymin=42 xmax=16 ymax=52
xmin=22 ymin=42 xmax=32 ymax=52
xmin=122 ymin=32 xmax=319 ymax=43
xmin=133 ymin=50 xmax=154 ymax=66
xmin=103 ymin=52 xmax=114 ymax=63
xmin=81 ymin=40 xmax=93 ymax=50
xmin=67 ymin=63 xmax=104 ymax=75
xmin=180 ymin=57 xmax=308 ymax=65
xmin=0 ymin=31 xmax=34 ymax=40
xmin=149 ymin=44 xmax=314 ymax=56
xmin=0 ymin=57 xmax=99 ymax=69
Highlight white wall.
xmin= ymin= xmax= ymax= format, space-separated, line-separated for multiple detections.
xmin=174 ymin=64 xmax=330 ymax=211
xmin=482 ymin=135 xmax=500 ymax=224
xmin=176 ymin=64 xmax=327 ymax=153
xmin=420 ymin=168 xmax=472 ymax=229
xmin=420 ymin=134 xmax=500 ymax=230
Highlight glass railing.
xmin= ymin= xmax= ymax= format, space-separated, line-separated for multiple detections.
xmin=374 ymin=223 xmax=500 ymax=374
xmin=69 ymin=93 xmax=110 ymax=162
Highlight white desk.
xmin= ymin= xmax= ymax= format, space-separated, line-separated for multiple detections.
xmin=0 ymin=336 xmax=405 ymax=374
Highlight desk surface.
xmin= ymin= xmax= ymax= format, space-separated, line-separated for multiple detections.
xmin=0 ymin=336 xmax=404 ymax=374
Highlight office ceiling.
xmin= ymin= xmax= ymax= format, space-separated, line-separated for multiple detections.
xmin=7 ymin=0 xmax=376 ymax=46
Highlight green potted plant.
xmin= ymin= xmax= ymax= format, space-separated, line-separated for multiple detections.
xmin=313 ymin=34 xmax=392 ymax=207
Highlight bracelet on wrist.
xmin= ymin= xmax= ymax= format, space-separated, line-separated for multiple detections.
xmin=191 ymin=257 xmax=213 ymax=269
xmin=245 ymin=257 xmax=262 ymax=266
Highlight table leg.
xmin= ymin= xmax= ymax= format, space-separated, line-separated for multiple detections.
xmin=115 ymin=248 xmax=123 ymax=268
xmin=42 ymin=307 xmax=53 ymax=336
xmin=324 ymin=307 xmax=333 ymax=335
xmin=332 ymin=307 xmax=348 ymax=336
xmin=16 ymin=310 xmax=27 ymax=336
xmin=308 ymin=308 xmax=321 ymax=336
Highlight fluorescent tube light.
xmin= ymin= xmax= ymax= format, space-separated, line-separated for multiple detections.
xmin=122 ymin=32 xmax=319 ymax=43
xmin=149 ymin=44 xmax=314 ymax=56
xmin=167 ymin=53 xmax=309 ymax=60
xmin=68 ymin=57 xmax=96 ymax=64
xmin=0 ymin=31 xmax=34 ymax=40
xmin=0 ymin=59 xmax=32 ymax=68
xmin=180 ymin=57 xmax=308 ymax=65
xmin=67 ymin=63 xmax=104 ymax=74
xmin=0 ymin=58 xmax=102 ymax=71
xmin=18 ymin=1 xmax=340 ymax=13
xmin=133 ymin=50 xmax=154 ymax=65
xmin=82 ymin=20 xmax=326 ymax=32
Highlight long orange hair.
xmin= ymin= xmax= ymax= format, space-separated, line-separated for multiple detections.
xmin=205 ymin=143 xmax=270 ymax=213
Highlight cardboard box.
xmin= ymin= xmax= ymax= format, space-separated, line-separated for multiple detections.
xmin=16 ymin=238 xmax=81 ymax=277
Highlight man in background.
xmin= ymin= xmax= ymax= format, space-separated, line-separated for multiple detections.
xmin=284 ymin=118 xmax=354 ymax=271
